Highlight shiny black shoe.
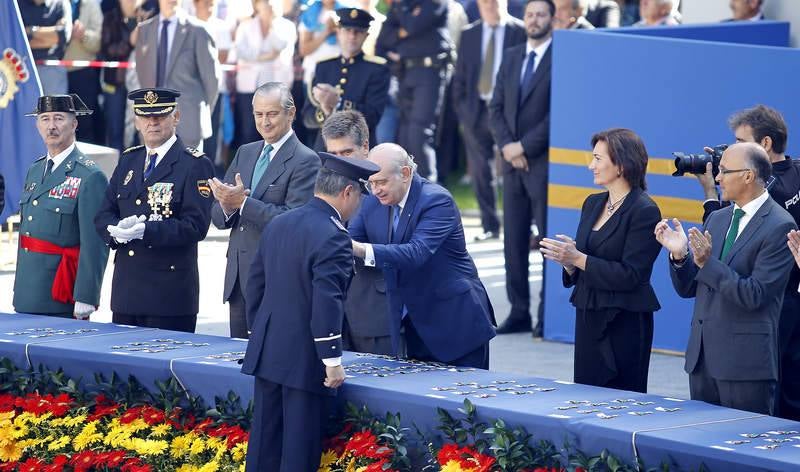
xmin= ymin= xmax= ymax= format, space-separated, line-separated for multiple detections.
xmin=473 ymin=230 xmax=499 ymax=242
xmin=496 ymin=317 xmax=532 ymax=334
xmin=531 ymin=324 xmax=544 ymax=339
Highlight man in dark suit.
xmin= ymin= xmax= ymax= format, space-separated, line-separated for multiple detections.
xmin=321 ymin=111 xmax=393 ymax=355
xmin=209 ymin=82 xmax=321 ymax=339
xmin=350 ymin=143 xmax=496 ymax=368
xmin=134 ymin=0 xmax=219 ymax=149
xmin=656 ymin=143 xmax=797 ymax=414
xmin=452 ymin=0 xmax=526 ymax=242
xmin=303 ymin=8 xmax=390 ymax=151
xmin=94 ymin=88 xmax=215 ymax=333
xmin=242 ymin=153 xmax=380 ymax=472
xmin=489 ymin=0 xmax=553 ymax=336
xmin=584 ymin=0 xmax=620 ymax=27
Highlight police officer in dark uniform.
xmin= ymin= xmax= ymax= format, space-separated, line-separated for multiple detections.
xmin=94 ymin=88 xmax=215 ymax=333
xmin=303 ymin=7 xmax=390 ymax=152
xmin=697 ymin=105 xmax=800 ymax=421
xmin=376 ymin=0 xmax=451 ymax=181
xmin=241 ymin=153 xmax=380 ymax=472
xmin=14 ymin=94 xmax=109 ymax=320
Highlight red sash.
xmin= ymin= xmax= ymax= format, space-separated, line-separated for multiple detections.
xmin=20 ymin=235 xmax=80 ymax=304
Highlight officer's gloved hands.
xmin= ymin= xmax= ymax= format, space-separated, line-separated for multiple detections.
xmin=73 ymin=301 xmax=95 ymax=320
xmin=107 ymin=215 xmax=146 ymax=243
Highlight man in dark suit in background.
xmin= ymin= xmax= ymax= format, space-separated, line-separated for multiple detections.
xmin=241 ymin=154 xmax=380 ymax=472
xmin=584 ymin=0 xmax=620 ymax=27
xmin=350 ymin=143 xmax=496 ymax=368
xmin=209 ymin=82 xmax=321 ymax=339
xmin=452 ymin=0 xmax=526 ymax=242
xmin=489 ymin=0 xmax=553 ymax=337
xmin=321 ymin=111 xmax=393 ymax=355
xmin=656 ymin=143 xmax=797 ymax=414
xmin=94 ymin=88 xmax=215 ymax=333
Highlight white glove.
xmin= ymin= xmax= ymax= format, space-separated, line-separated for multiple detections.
xmin=117 ymin=214 xmax=145 ymax=229
xmin=108 ymin=222 xmax=146 ymax=243
xmin=73 ymin=301 xmax=95 ymax=320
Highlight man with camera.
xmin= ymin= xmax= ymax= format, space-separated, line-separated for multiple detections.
xmin=692 ymin=105 xmax=800 ymax=420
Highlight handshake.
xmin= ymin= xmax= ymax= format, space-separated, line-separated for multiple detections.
xmin=107 ymin=215 xmax=147 ymax=244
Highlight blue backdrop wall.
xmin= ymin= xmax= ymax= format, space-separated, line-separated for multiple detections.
xmin=545 ymin=21 xmax=798 ymax=352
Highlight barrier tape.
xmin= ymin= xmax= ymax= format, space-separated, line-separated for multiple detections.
xmin=36 ymin=59 xmax=238 ymax=71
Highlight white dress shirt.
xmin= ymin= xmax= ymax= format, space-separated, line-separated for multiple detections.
xmin=234 ymin=16 xmax=296 ymax=92
xmin=728 ymin=189 xmax=770 ymax=239
xmin=47 ymin=142 xmax=77 ymax=172
xmin=144 ymin=134 xmax=178 ymax=171
xmin=520 ymin=37 xmax=552 ymax=83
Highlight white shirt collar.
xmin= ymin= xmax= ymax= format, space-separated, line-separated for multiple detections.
xmin=526 ymin=37 xmax=552 ymax=58
xmin=482 ymin=17 xmax=507 ymax=32
xmin=146 ymin=134 xmax=178 ymax=166
xmin=264 ymin=129 xmax=294 ymax=156
xmin=735 ymin=188 xmax=770 ymax=217
xmin=397 ymin=178 xmax=412 ymax=211
xmin=747 ymin=9 xmax=764 ymax=21
xmin=47 ymin=142 xmax=76 ymax=171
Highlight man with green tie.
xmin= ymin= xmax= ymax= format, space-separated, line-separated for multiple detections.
xmin=14 ymin=94 xmax=109 ymax=319
xmin=209 ymin=82 xmax=321 ymax=339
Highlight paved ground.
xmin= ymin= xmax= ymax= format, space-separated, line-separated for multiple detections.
xmin=0 ymin=212 xmax=689 ymax=398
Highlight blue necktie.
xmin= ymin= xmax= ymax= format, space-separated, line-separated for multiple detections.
xmin=251 ymin=144 xmax=273 ymax=187
xmin=392 ymin=205 xmax=401 ymax=234
xmin=156 ymin=19 xmax=170 ymax=87
xmin=144 ymin=151 xmax=157 ymax=180
xmin=519 ymin=50 xmax=537 ymax=104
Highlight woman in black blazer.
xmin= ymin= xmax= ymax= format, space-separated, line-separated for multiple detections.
xmin=540 ymin=128 xmax=662 ymax=393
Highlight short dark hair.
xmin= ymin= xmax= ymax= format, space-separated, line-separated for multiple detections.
xmin=741 ymin=143 xmax=772 ymax=185
xmin=728 ymin=105 xmax=788 ymax=154
xmin=314 ymin=167 xmax=358 ymax=196
xmin=590 ymin=128 xmax=649 ymax=191
xmin=526 ymin=0 xmax=556 ymax=15
xmin=321 ymin=110 xmax=369 ymax=147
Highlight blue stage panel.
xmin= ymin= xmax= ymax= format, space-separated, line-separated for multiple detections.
xmin=611 ymin=20 xmax=790 ymax=47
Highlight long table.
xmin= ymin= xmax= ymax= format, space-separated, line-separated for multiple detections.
xmin=1 ymin=313 xmax=799 ymax=471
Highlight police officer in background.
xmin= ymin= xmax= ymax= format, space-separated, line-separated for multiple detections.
xmin=242 ymin=153 xmax=380 ymax=471
xmin=304 ymin=7 xmax=390 ymax=151
xmin=94 ymin=88 xmax=215 ymax=333
xmin=696 ymin=104 xmax=800 ymax=421
xmin=14 ymin=95 xmax=109 ymax=320
xmin=376 ymin=0 xmax=451 ymax=181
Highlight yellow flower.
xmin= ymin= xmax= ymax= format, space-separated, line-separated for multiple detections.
xmin=239 ymin=464 xmax=245 ymax=472
xmin=47 ymin=435 xmax=71 ymax=451
xmin=150 ymin=423 xmax=171 ymax=438
xmin=319 ymin=449 xmax=338 ymax=468
xmin=170 ymin=432 xmax=196 ymax=458
xmin=190 ymin=437 xmax=207 ymax=455
xmin=9 ymin=421 xmax=28 ymax=439
xmin=345 ymin=457 xmax=358 ymax=472
xmin=198 ymin=461 xmax=219 ymax=472
xmin=231 ymin=442 xmax=248 ymax=463
xmin=130 ymin=437 xmax=169 ymax=456
xmin=0 ymin=440 xmax=23 ymax=463
xmin=176 ymin=466 xmax=199 ymax=472
xmin=441 ymin=460 xmax=474 ymax=472
xmin=73 ymin=421 xmax=102 ymax=451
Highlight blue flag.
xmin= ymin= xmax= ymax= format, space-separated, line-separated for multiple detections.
xmin=0 ymin=1 xmax=45 ymax=222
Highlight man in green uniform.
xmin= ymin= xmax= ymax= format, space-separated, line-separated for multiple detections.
xmin=14 ymin=94 xmax=109 ymax=319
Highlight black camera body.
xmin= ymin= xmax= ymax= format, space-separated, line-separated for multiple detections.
xmin=672 ymin=144 xmax=729 ymax=177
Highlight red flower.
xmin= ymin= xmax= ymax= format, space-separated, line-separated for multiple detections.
xmin=0 ymin=393 xmax=16 ymax=413
xmin=94 ymin=450 xmax=128 ymax=468
xmin=88 ymin=394 xmax=120 ymax=421
xmin=70 ymin=450 xmax=98 ymax=471
xmin=42 ymin=455 xmax=68 ymax=472
xmin=49 ymin=393 xmax=73 ymax=417
xmin=0 ymin=462 xmax=19 ymax=472
xmin=344 ymin=431 xmax=393 ymax=459
xmin=140 ymin=405 xmax=166 ymax=426
xmin=121 ymin=458 xmax=152 ymax=472
xmin=437 ymin=443 xmax=494 ymax=471
xmin=362 ymin=458 xmax=397 ymax=472
xmin=120 ymin=406 xmax=143 ymax=424
xmin=18 ymin=457 xmax=47 ymax=472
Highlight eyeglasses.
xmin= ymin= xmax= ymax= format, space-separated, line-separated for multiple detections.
xmin=718 ymin=168 xmax=752 ymax=176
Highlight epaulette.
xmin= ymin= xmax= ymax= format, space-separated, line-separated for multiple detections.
xmin=123 ymin=144 xmax=144 ymax=154
xmin=330 ymin=216 xmax=348 ymax=233
xmin=317 ymin=54 xmax=341 ymax=65
xmin=363 ymin=55 xmax=387 ymax=65
xmin=33 ymin=155 xmax=46 ymax=162
xmin=75 ymin=155 xmax=97 ymax=168
xmin=186 ymin=147 xmax=206 ymax=158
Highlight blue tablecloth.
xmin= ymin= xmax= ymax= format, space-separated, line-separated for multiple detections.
xmin=1 ymin=314 xmax=799 ymax=471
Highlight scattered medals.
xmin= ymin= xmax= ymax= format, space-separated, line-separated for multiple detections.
xmin=147 ymin=182 xmax=174 ymax=221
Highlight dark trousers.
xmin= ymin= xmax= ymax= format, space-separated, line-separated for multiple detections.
xmin=228 ymin=280 xmax=249 ymax=339
xmin=403 ymin=317 xmax=489 ymax=369
xmin=112 ymin=313 xmax=197 ymax=333
xmin=778 ymin=289 xmax=800 ymax=420
xmin=245 ymin=377 xmax=326 ymax=472
xmin=397 ymin=66 xmax=446 ymax=181
xmin=461 ymin=102 xmax=500 ymax=234
xmin=503 ymin=166 xmax=548 ymax=325
xmin=68 ymin=68 xmax=101 ymax=144
xmin=103 ymin=86 xmax=127 ymax=154
xmin=574 ymin=309 xmax=653 ymax=393
xmin=203 ymin=93 xmax=224 ymax=166
xmin=233 ymin=92 xmax=260 ymax=149
xmin=689 ymin=346 xmax=777 ymax=415
xmin=343 ymin=318 xmax=393 ymax=356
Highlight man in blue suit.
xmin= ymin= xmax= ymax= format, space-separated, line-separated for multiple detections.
xmin=241 ymin=153 xmax=380 ymax=472
xmin=350 ymin=143 xmax=496 ymax=369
